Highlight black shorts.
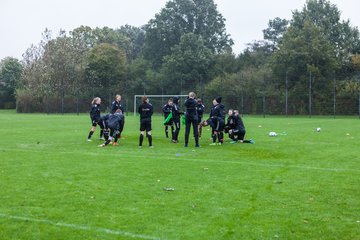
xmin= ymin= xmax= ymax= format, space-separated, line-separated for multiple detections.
xmin=91 ymin=118 xmax=98 ymax=127
xmin=214 ymin=119 xmax=225 ymax=132
xmin=140 ymin=119 xmax=152 ymax=132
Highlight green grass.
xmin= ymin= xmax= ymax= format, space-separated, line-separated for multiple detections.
xmin=0 ymin=110 xmax=359 ymax=240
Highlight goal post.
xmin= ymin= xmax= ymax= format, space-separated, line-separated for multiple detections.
xmin=133 ymin=94 xmax=188 ymax=116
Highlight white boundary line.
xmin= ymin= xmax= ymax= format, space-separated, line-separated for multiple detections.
xmin=0 ymin=213 xmax=161 ymax=240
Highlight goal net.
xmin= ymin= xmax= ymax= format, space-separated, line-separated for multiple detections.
xmin=133 ymin=95 xmax=188 ymax=116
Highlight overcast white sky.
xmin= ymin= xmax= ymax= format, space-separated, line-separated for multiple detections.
xmin=0 ymin=0 xmax=359 ymax=60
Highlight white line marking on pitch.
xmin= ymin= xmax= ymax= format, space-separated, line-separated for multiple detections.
xmin=0 ymin=213 xmax=161 ymax=240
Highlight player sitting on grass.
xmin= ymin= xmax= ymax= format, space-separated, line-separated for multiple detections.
xmin=99 ymin=109 xmax=124 ymax=147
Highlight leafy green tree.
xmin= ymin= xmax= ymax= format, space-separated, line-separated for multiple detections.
xmin=263 ymin=17 xmax=289 ymax=52
xmin=117 ymin=25 xmax=146 ymax=61
xmin=42 ymin=30 xmax=78 ymax=113
xmin=85 ymin=43 xmax=127 ymax=107
xmin=161 ymin=33 xmax=213 ymax=94
xmin=93 ymin=27 xmax=131 ymax=58
xmin=269 ymin=0 xmax=360 ymax=114
xmin=70 ymin=26 xmax=95 ymax=113
xmin=272 ymin=19 xmax=338 ymax=114
xmin=292 ymin=0 xmax=360 ymax=69
xmin=143 ymin=0 xmax=233 ymax=69
xmin=212 ymin=50 xmax=239 ymax=77
xmin=0 ymin=57 xmax=23 ymax=108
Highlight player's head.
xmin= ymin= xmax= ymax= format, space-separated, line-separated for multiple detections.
xmin=197 ymin=98 xmax=202 ymax=104
xmin=234 ymin=110 xmax=239 ymax=116
xmin=142 ymin=96 xmax=149 ymax=103
xmin=215 ymin=96 xmax=222 ymax=104
xmin=228 ymin=109 xmax=233 ymax=115
xmin=168 ymin=98 xmax=173 ymax=105
xmin=188 ymin=92 xmax=196 ymax=99
xmin=173 ymin=96 xmax=180 ymax=104
xmin=115 ymin=94 xmax=121 ymax=101
xmin=92 ymin=97 xmax=101 ymax=105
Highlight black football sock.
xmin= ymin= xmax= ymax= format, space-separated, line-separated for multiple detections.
xmin=147 ymin=133 xmax=152 ymax=146
xmin=105 ymin=139 xmax=111 ymax=146
xmin=88 ymin=131 xmax=94 ymax=139
xmin=218 ymin=132 xmax=224 ymax=143
xmin=212 ymin=133 xmax=217 ymax=143
xmin=139 ymin=134 xmax=144 ymax=146
xmin=100 ymin=129 xmax=103 ymax=138
xmin=104 ymin=130 xmax=109 ymax=141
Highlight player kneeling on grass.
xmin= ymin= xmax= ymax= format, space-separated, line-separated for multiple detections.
xmin=99 ymin=109 xmax=124 ymax=147
xmin=138 ymin=96 xmax=153 ymax=148
xmin=225 ymin=109 xmax=236 ymax=141
xmin=229 ymin=110 xmax=254 ymax=144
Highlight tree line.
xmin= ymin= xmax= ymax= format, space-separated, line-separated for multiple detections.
xmin=1 ymin=0 xmax=360 ymax=115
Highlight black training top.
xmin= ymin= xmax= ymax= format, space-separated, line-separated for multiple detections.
xmin=111 ymin=100 xmax=125 ymax=114
xmin=90 ymin=104 xmax=101 ymax=122
xmin=236 ymin=115 xmax=245 ymax=130
xmin=108 ymin=112 xmax=122 ymax=130
xmin=162 ymin=104 xmax=173 ymax=117
xmin=138 ymin=102 xmax=153 ymax=120
xmin=196 ymin=103 xmax=205 ymax=117
xmin=210 ymin=103 xmax=225 ymax=120
xmin=172 ymin=103 xmax=182 ymax=120
xmin=184 ymin=98 xmax=198 ymax=119
xmin=227 ymin=113 xmax=237 ymax=129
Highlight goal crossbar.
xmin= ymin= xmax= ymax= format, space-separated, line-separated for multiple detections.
xmin=133 ymin=95 xmax=188 ymax=116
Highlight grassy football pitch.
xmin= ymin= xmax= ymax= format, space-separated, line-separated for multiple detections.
xmin=0 ymin=110 xmax=359 ymax=240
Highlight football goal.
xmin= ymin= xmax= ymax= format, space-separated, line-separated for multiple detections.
xmin=133 ymin=95 xmax=188 ymax=116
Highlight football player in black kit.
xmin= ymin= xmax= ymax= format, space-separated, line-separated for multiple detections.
xmin=99 ymin=109 xmax=124 ymax=147
xmin=184 ymin=92 xmax=200 ymax=147
xmin=209 ymin=96 xmax=226 ymax=145
xmin=87 ymin=97 xmax=103 ymax=141
xmin=138 ymin=96 xmax=153 ymax=148
xmin=225 ymin=109 xmax=236 ymax=141
xmin=111 ymin=94 xmax=125 ymax=138
xmin=232 ymin=110 xmax=254 ymax=144
xmin=196 ymin=98 xmax=205 ymax=138
xmin=171 ymin=96 xmax=182 ymax=143
xmin=162 ymin=98 xmax=174 ymax=138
